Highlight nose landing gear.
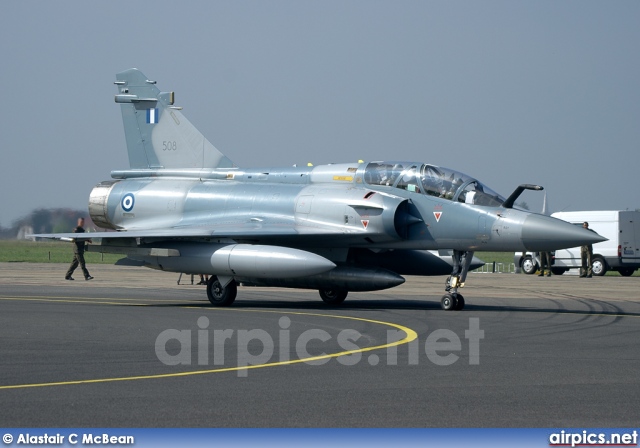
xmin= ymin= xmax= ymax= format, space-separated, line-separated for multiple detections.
xmin=442 ymin=250 xmax=474 ymax=311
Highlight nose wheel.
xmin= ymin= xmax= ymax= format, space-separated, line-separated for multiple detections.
xmin=441 ymin=293 xmax=465 ymax=311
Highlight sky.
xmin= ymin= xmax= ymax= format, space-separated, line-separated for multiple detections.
xmin=1 ymin=0 xmax=638 ymax=227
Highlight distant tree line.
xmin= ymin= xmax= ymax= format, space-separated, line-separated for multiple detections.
xmin=0 ymin=208 xmax=96 ymax=240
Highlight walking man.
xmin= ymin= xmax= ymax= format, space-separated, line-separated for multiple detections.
xmin=65 ymin=217 xmax=94 ymax=281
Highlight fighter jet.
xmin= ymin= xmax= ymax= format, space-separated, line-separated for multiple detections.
xmin=32 ymin=69 xmax=605 ymax=310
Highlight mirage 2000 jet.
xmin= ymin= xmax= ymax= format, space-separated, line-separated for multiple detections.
xmin=33 ymin=69 xmax=605 ymax=310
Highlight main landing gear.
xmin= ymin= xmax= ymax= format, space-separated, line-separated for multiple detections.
xmin=442 ymin=250 xmax=474 ymax=311
xmin=319 ymin=289 xmax=348 ymax=305
xmin=207 ymin=276 xmax=237 ymax=306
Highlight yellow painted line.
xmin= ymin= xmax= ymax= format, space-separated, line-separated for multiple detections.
xmin=0 ymin=295 xmax=181 ymax=304
xmin=0 ymin=296 xmax=149 ymax=307
xmin=0 ymin=296 xmax=160 ymax=307
xmin=333 ymin=175 xmax=353 ymax=181
xmin=0 ymin=307 xmax=418 ymax=390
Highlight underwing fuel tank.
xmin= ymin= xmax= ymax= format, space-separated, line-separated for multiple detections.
xmin=210 ymin=244 xmax=336 ymax=278
xmin=138 ymin=243 xmax=336 ymax=278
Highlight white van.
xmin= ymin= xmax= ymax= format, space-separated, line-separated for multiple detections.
xmin=514 ymin=210 xmax=640 ymax=276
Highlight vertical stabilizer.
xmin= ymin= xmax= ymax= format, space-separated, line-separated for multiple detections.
xmin=114 ymin=68 xmax=235 ymax=170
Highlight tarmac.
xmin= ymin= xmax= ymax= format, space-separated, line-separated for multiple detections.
xmin=0 ymin=262 xmax=639 ymax=427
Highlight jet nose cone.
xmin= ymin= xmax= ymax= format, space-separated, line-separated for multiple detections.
xmin=521 ymin=214 xmax=607 ymax=251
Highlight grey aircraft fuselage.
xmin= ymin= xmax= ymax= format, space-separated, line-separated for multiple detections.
xmin=32 ymin=68 xmax=605 ymax=310
xmin=97 ymin=164 xmax=554 ymax=252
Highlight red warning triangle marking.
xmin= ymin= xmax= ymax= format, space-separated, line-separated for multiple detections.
xmin=433 ymin=212 xmax=442 ymax=222
xmin=361 ymin=220 xmax=369 ymax=229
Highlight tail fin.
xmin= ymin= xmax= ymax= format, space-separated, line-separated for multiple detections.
xmin=114 ymin=68 xmax=234 ymax=170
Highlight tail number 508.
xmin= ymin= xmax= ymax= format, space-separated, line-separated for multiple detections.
xmin=163 ymin=141 xmax=177 ymax=151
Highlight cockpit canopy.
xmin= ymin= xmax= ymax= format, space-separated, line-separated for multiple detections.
xmin=364 ymin=161 xmax=505 ymax=207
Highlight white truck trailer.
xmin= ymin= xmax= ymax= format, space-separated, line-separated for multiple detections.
xmin=515 ymin=210 xmax=640 ymax=276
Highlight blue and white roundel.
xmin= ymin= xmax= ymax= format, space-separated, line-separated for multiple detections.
xmin=121 ymin=193 xmax=135 ymax=212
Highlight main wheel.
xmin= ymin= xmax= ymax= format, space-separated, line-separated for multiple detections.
xmin=453 ymin=293 xmax=465 ymax=311
xmin=551 ymin=267 xmax=567 ymax=275
xmin=441 ymin=293 xmax=456 ymax=311
xmin=319 ymin=289 xmax=348 ymax=305
xmin=207 ymin=276 xmax=237 ymax=306
xmin=618 ymin=268 xmax=635 ymax=277
xmin=591 ymin=256 xmax=607 ymax=276
xmin=521 ymin=256 xmax=538 ymax=275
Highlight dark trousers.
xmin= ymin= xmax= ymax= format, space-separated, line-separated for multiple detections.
xmin=580 ymin=249 xmax=592 ymax=276
xmin=539 ymin=251 xmax=551 ymax=273
xmin=66 ymin=250 xmax=90 ymax=278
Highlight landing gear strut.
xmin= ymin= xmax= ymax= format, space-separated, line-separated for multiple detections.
xmin=442 ymin=250 xmax=474 ymax=311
